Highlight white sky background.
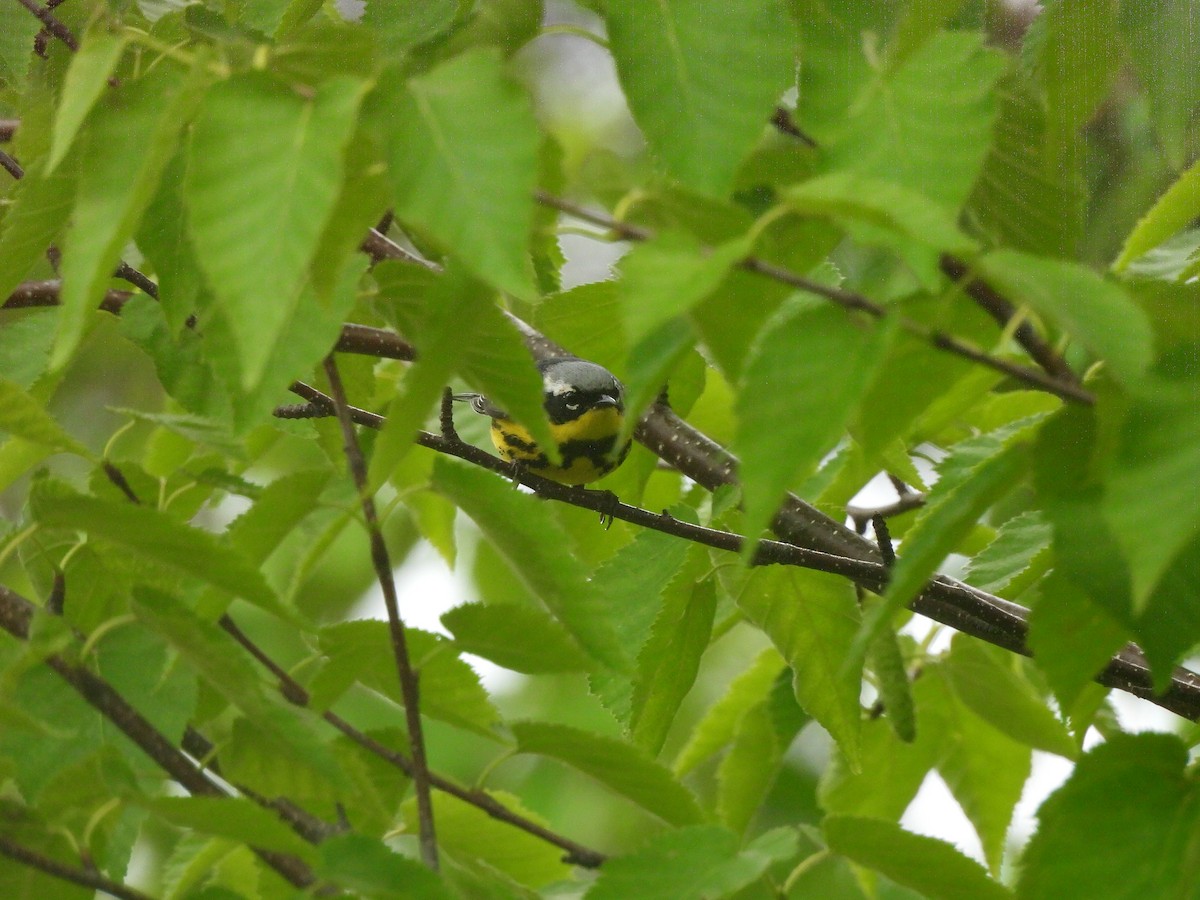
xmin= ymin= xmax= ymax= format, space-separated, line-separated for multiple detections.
xmin=353 ymin=0 xmax=1186 ymax=870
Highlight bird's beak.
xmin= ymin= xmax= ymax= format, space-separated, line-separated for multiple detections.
xmin=594 ymin=395 xmax=619 ymax=409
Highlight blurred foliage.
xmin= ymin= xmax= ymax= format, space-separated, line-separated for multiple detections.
xmin=0 ymin=0 xmax=1198 ymax=897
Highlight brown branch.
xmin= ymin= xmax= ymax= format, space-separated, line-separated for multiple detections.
xmin=275 ymin=383 xmax=1200 ymax=722
xmin=216 ymin=613 xmax=607 ymax=868
xmin=320 ymin=356 xmax=439 ymax=870
xmin=940 ymin=254 xmax=1081 ymax=385
xmin=534 ymin=191 xmax=1096 ymax=406
xmin=0 ymin=833 xmax=154 ymax=900
xmin=14 ymin=0 xmax=78 ymax=51
xmin=0 ymin=149 xmax=24 ymax=180
xmin=0 ymin=119 xmax=19 ymax=142
xmin=0 ymin=587 xmax=318 ymax=890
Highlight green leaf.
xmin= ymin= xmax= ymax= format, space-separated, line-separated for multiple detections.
xmin=317 ymin=834 xmax=452 ymax=900
xmin=46 ymin=28 xmax=127 ymax=173
xmin=629 ymin=573 xmax=716 ymax=755
xmin=674 ymin=647 xmax=786 ymax=777
xmin=716 ymin=702 xmax=779 ymax=836
xmin=404 ymin=790 xmax=572 ymax=888
xmin=1030 ymin=0 xmax=1122 ymax=157
xmin=963 ymin=510 xmax=1052 ymax=597
xmin=818 ymin=714 xmax=939 ymax=823
xmin=31 ymin=482 xmax=281 ymax=616
xmin=362 ymin=0 xmax=458 ymax=58
xmin=783 ymin=173 xmax=976 ymax=255
xmin=186 ymin=73 xmax=364 ymax=389
xmin=875 ymin=422 xmax=1034 ymax=622
xmin=739 ymin=567 xmax=863 ymax=771
xmin=145 ymin=797 xmax=314 ymax=861
xmin=0 ymin=159 xmax=77 ymax=304
xmin=432 ymin=459 xmax=628 ymax=671
xmin=313 ymin=621 xmax=498 ymax=735
xmin=883 ymin=0 xmax=968 ymax=71
xmin=1114 ymin=157 xmax=1200 ymax=274
xmin=813 ymin=32 xmax=1004 ymax=211
xmin=225 ymin=469 xmax=331 ymax=566
xmin=0 ymin=0 xmax=42 ymax=86
xmin=0 ymin=377 xmax=89 ymax=457
xmin=968 ymin=75 xmax=1084 ymax=257
xmin=737 ymin=300 xmax=891 ymax=543
xmin=605 ymin=0 xmax=795 ymax=196
xmin=981 ymin=251 xmax=1155 ymax=387
xmin=510 ymin=721 xmax=704 ymax=827
xmin=1018 ymin=733 xmax=1200 ymax=900
xmin=54 ymin=69 xmax=199 ymax=371
xmin=824 ymin=816 xmax=1013 ymax=900
xmin=382 ymin=48 xmax=538 ymax=300
xmin=585 ymin=825 xmax=797 ymax=900
xmin=1119 ymin=0 xmax=1200 ymax=170
xmin=919 ymin=668 xmax=1031 ymax=877
xmin=1026 ymin=572 xmax=1127 ymax=710
xmin=618 ymin=231 xmax=752 ymax=346
xmin=441 ymin=602 xmax=591 ymax=674
xmin=866 ymin=628 xmax=915 ymax=743
xmin=944 ymin=637 xmax=1076 ymax=759
xmin=131 ymin=589 xmax=348 ymax=790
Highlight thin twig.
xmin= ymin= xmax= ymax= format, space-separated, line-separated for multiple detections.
xmin=14 ymin=0 xmax=78 ymax=50
xmin=940 ymin=254 xmax=1081 ymax=384
xmin=0 ymin=587 xmax=319 ymax=890
xmin=0 ymin=833 xmax=154 ymax=900
xmin=217 ymin=614 xmax=607 ymax=867
xmin=534 ymin=191 xmax=1096 ymax=406
xmin=847 ymin=492 xmax=926 ymax=529
xmin=274 ymin=387 xmax=1200 ymax=722
xmin=770 ymin=106 xmax=819 ymax=147
xmin=320 ymin=356 xmax=439 ymax=870
xmin=0 ymin=149 xmax=24 ymax=180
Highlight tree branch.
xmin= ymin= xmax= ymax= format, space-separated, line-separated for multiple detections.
xmin=0 ymin=833 xmax=153 ymax=900
xmin=277 ymin=383 xmax=1200 ymax=722
xmin=13 ymin=0 xmax=77 ymax=51
xmin=0 ymin=586 xmax=319 ymax=890
xmin=940 ymin=253 xmax=1081 ymax=385
xmin=534 ymin=190 xmax=1096 ymax=406
xmin=320 ymin=355 xmax=439 ymax=870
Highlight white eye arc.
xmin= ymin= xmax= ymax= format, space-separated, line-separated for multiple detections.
xmin=565 ymin=401 xmax=581 ymax=411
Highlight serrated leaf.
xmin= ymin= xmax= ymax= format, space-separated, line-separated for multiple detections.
xmin=441 ymin=603 xmax=591 ymax=674
xmin=964 ymin=510 xmax=1052 ymax=596
xmin=0 ymin=159 xmax=76 ymax=304
xmin=867 ymin=628 xmax=915 ymax=743
xmin=864 ymin=423 xmax=1034 ymax=655
xmin=317 ymin=834 xmax=452 ymax=900
xmin=46 ymin=29 xmax=127 ymax=174
xmin=981 ymin=251 xmax=1154 ymax=389
xmin=0 ymin=378 xmax=89 ymax=457
xmin=818 ymin=714 xmax=939 ymax=823
xmin=313 ymin=621 xmax=499 ymax=735
xmin=132 ymin=589 xmax=348 ymax=790
xmin=31 ymin=482 xmax=282 ymax=616
xmin=0 ymin=1 xmax=42 ymax=86
xmin=605 ymin=0 xmax=795 ymax=196
xmin=362 ymin=0 xmax=458 ymax=57
xmin=1113 ymin=157 xmax=1200 ymax=274
xmin=382 ymin=48 xmax=538 ymax=300
xmin=403 ymin=790 xmax=571 ymax=888
xmin=585 ymin=825 xmax=797 ymax=900
xmin=737 ymin=301 xmax=891 ymax=543
xmin=674 ymin=647 xmax=786 ymax=777
xmin=944 ymin=636 xmax=1075 ymax=759
xmin=1018 ymin=733 xmax=1200 ymax=900
xmin=1030 ymin=0 xmax=1122 ymax=157
xmin=824 ymin=816 xmax=1013 ymax=900
xmin=54 ymin=69 xmax=199 ymax=371
xmin=739 ymin=567 xmax=862 ymax=770
xmin=432 ymin=459 xmax=628 ymax=671
xmin=918 ymin=668 xmax=1030 ymax=876
xmin=716 ymin=702 xmax=778 ymax=836
xmin=511 ymin=721 xmax=704 ymax=827
xmin=783 ymin=173 xmax=976 ymax=255
xmin=145 ymin=797 xmax=314 ymax=862
xmin=813 ymin=32 xmax=1004 ymax=211
xmin=226 ymin=469 xmax=331 ymax=566
xmin=618 ymin=231 xmax=752 ymax=346
xmin=186 ymin=73 xmax=364 ymax=389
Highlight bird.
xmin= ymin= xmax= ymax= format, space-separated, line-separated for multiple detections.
xmin=456 ymin=357 xmax=631 ymax=485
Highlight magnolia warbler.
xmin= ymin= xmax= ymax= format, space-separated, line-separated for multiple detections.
xmin=457 ymin=357 xmax=631 ymax=485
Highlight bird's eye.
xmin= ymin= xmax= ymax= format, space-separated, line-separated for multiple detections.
xmin=564 ymin=400 xmax=580 ymax=411
xmin=562 ymin=390 xmax=580 ymax=411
